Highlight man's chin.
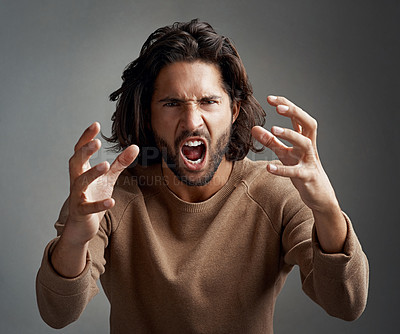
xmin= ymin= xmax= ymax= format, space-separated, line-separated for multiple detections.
xmin=174 ymin=169 xmax=215 ymax=187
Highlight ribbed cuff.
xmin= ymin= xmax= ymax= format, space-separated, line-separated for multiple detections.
xmin=312 ymin=212 xmax=363 ymax=280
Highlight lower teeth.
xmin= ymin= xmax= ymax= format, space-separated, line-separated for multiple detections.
xmin=190 ymin=158 xmax=202 ymax=164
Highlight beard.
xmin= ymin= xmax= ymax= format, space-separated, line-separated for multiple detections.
xmin=153 ymin=126 xmax=232 ymax=187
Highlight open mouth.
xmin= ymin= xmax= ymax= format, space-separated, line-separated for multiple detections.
xmin=180 ymin=138 xmax=207 ymax=169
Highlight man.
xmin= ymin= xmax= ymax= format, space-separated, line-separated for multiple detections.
xmin=36 ymin=19 xmax=369 ymax=333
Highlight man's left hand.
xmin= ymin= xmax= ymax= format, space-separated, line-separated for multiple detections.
xmin=252 ymin=95 xmax=348 ymax=253
xmin=252 ymin=95 xmax=339 ymax=213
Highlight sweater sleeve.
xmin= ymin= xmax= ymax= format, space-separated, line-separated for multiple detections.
xmin=282 ymin=197 xmax=369 ymax=321
xmin=35 ymin=199 xmax=111 ymax=329
xmin=308 ymin=213 xmax=369 ymax=320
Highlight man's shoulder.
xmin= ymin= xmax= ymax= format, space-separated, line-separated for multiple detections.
xmin=241 ymin=158 xmax=291 ymax=190
xmin=240 ymin=158 xmax=296 ymax=205
xmin=111 ymin=162 xmax=162 ymax=206
xmin=116 ymin=162 xmax=162 ymax=188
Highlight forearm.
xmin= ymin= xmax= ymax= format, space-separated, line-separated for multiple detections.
xmin=51 ymin=223 xmax=90 ymax=278
xmin=312 ymin=199 xmax=347 ymax=253
xmin=36 ymin=236 xmax=96 ymax=329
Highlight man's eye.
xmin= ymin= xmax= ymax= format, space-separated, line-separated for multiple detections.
xmin=202 ymin=100 xmax=217 ymax=105
xmin=164 ymin=102 xmax=179 ymax=107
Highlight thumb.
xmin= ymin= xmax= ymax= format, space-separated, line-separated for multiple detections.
xmin=107 ymin=145 xmax=140 ymax=185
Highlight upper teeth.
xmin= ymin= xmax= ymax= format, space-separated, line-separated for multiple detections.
xmin=184 ymin=140 xmax=203 ymax=147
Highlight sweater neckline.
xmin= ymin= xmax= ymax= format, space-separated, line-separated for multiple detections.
xmin=158 ymin=159 xmax=245 ymax=213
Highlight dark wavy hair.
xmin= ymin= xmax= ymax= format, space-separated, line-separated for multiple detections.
xmin=104 ymin=19 xmax=266 ymax=164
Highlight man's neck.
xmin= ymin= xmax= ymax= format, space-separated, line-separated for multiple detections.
xmin=161 ymin=158 xmax=233 ymax=203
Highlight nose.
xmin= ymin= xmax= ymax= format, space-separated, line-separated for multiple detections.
xmin=180 ymin=102 xmax=204 ymax=131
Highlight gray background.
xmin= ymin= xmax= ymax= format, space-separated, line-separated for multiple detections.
xmin=0 ymin=0 xmax=398 ymax=333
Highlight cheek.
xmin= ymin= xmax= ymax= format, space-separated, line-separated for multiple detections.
xmin=204 ymin=111 xmax=232 ymax=138
xmin=151 ymin=106 xmax=165 ymax=129
xmin=151 ymin=109 xmax=177 ymax=141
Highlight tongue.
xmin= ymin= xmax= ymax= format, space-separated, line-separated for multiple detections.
xmin=182 ymin=145 xmax=204 ymax=161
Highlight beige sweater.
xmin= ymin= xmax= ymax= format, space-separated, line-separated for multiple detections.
xmin=36 ymin=158 xmax=369 ymax=333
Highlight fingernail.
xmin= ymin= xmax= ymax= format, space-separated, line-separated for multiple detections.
xmin=269 ymin=164 xmax=277 ymax=172
xmin=88 ymin=140 xmax=97 ymax=149
xmin=96 ymin=162 xmax=107 ymax=172
xmin=104 ymin=199 xmax=113 ymax=208
xmin=277 ymin=105 xmax=289 ymax=113
xmin=90 ymin=138 xmax=101 ymax=148
xmin=269 ymin=95 xmax=277 ymax=100
xmin=272 ymin=126 xmax=284 ymax=134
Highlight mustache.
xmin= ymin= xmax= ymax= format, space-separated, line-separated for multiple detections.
xmin=174 ymin=130 xmax=211 ymax=148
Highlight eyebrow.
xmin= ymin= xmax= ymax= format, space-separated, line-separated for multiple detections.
xmin=157 ymin=95 xmax=222 ymax=103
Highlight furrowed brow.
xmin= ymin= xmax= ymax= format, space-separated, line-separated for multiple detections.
xmin=158 ymin=97 xmax=184 ymax=103
xmin=158 ymin=95 xmax=223 ymax=103
xmin=201 ymin=95 xmax=222 ymax=101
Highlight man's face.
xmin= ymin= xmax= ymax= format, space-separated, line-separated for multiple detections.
xmin=150 ymin=61 xmax=238 ymax=186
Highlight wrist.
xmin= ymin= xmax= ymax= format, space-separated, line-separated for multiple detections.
xmin=312 ymin=202 xmax=347 ymax=254
xmin=58 ymin=229 xmax=90 ymax=249
xmin=310 ymin=194 xmax=341 ymax=216
xmin=61 ymin=216 xmax=95 ymax=247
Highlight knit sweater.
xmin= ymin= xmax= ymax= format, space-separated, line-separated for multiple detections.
xmin=36 ymin=158 xmax=369 ymax=333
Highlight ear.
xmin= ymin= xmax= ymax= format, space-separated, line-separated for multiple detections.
xmin=232 ymin=101 xmax=241 ymax=124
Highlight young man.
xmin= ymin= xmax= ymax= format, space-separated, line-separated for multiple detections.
xmin=36 ymin=19 xmax=369 ymax=333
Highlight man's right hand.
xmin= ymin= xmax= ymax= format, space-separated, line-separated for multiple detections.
xmin=51 ymin=122 xmax=139 ymax=278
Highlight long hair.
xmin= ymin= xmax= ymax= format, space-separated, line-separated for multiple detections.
xmin=104 ymin=19 xmax=266 ymax=164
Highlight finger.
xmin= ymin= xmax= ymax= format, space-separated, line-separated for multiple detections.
xmin=74 ymin=122 xmax=100 ymax=153
xmin=71 ymin=161 xmax=110 ymax=195
xmin=267 ymin=163 xmax=308 ymax=180
xmin=276 ymin=103 xmax=317 ymax=141
xmin=291 ymin=118 xmax=302 ymax=134
xmin=78 ymin=198 xmax=115 ymax=215
xmin=252 ymin=126 xmax=289 ymax=150
xmin=267 ymin=96 xmax=317 ymax=141
xmin=267 ymin=95 xmax=296 ymax=108
xmin=252 ymin=126 xmax=294 ymax=163
xmin=107 ymin=145 xmax=140 ymax=184
xmin=69 ymin=139 xmax=101 ymax=182
xmin=271 ymin=126 xmax=312 ymax=152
